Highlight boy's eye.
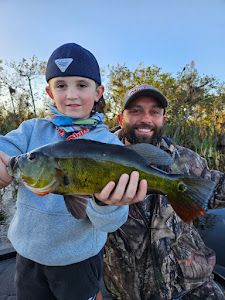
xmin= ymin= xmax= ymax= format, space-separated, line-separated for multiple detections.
xmin=57 ymin=84 xmax=65 ymax=88
xmin=53 ymin=82 xmax=66 ymax=89
xmin=78 ymin=83 xmax=88 ymax=88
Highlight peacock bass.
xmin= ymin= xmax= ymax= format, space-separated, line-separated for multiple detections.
xmin=8 ymin=139 xmax=216 ymax=223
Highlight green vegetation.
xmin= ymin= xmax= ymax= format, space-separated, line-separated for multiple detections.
xmin=104 ymin=62 xmax=225 ymax=171
xmin=0 ymin=58 xmax=224 ymax=171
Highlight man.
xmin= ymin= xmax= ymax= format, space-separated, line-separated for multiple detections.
xmin=103 ymin=84 xmax=225 ymax=299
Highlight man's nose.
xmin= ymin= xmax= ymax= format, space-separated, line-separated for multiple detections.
xmin=141 ymin=111 xmax=153 ymax=123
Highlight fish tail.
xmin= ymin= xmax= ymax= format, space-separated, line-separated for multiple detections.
xmin=167 ymin=176 xmax=216 ymax=223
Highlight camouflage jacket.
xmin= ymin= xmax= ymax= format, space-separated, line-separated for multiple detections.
xmin=103 ymin=136 xmax=225 ymax=300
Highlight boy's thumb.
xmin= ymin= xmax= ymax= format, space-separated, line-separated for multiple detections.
xmin=0 ymin=152 xmax=11 ymax=166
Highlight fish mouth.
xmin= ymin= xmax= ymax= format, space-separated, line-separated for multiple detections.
xmin=7 ymin=156 xmax=23 ymax=179
xmin=22 ymin=177 xmax=58 ymax=196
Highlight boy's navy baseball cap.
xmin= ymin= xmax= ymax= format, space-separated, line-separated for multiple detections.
xmin=46 ymin=43 xmax=101 ymax=84
xmin=123 ymin=84 xmax=168 ymax=109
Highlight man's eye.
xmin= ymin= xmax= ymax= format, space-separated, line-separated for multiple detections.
xmin=129 ymin=109 xmax=141 ymax=114
xmin=151 ymin=110 xmax=161 ymax=116
xmin=152 ymin=110 xmax=160 ymax=114
xmin=79 ymin=84 xmax=87 ymax=88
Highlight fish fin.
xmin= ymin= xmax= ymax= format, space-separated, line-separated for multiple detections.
xmin=126 ymin=143 xmax=173 ymax=166
xmin=64 ymin=195 xmax=88 ymax=219
xmin=168 ymin=177 xmax=216 ymax=223
xmin=22 ymin=178 xmax=58 ymax=196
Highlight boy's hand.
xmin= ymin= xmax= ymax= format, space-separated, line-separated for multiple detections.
xmin=94 ymin=171 xmax=147 ymax=206
xmin=0 ymin=152 xmax=13 ymax=188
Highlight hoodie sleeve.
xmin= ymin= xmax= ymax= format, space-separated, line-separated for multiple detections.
xmin=86 ymin=199 xmax=128 ymax=232
xmin=0 ymin=119 xmax=34 ymax=155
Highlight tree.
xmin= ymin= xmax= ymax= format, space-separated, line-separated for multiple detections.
xmin=0 ymin=56 xmax=47 ymax=133
xmin=105 ymin=62 xmax=225 ymax=171
xmin=10 ymin=56 xmax=46 ymax=116
xmin=105 ymin=63 xmax=177 ymax=127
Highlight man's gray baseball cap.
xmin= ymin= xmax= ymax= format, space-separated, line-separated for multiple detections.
xmin=123 ymin=84 xmax=168 ymax=109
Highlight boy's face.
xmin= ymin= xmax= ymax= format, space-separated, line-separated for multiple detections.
xmin=46 ymin=76 xmax=104 ymax=118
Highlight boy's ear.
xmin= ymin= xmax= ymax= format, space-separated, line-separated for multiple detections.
xmin=45 ymin=86 xmax=54 ymax=100
xmin=95 ymin=85 xmax=104 ymax=102
xmin=117 ymin=114 xmax=123 ymax=126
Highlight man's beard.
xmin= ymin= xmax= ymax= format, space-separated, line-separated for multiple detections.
xmin=121 ymin=122 xmax=163 ymax=145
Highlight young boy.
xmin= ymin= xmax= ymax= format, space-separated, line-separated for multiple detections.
xmin=0 ymin=43 xmax=147 ymax=300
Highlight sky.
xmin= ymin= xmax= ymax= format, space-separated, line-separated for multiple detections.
xmin=0 ymin=0 xmax=225 ymax=83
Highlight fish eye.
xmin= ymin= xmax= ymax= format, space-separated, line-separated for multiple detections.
xmin=28 ymin=152 xmax=36 ymax=161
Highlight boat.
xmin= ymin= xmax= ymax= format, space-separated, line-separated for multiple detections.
xmin=0 ymin=244 xmax=16 ymax=299
xmin=195 ymin=207 xmax=225 ymax=289
xmin=0 ymin=208 xmax=225 ymax=299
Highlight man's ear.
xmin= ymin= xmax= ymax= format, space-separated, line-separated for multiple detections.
xmin=95 ymin=85 xmax=104 ymax=102
xmin=117 ymin=114 xmax=123 ymax=126
xmin=45 ymin=86 xmax=54 ymax=100
xmin=163 ymin=115 xmax=168 ymax=124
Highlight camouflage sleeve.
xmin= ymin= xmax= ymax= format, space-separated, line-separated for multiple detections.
xmin=176 ymin=145 xmax=225 ymax=208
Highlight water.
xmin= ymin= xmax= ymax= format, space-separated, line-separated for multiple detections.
xmin=196 ymin=208 xmax=225 ymax=269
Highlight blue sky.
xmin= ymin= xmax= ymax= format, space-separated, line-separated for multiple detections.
xmin=0 ymin=0 xmax=225 ymax=82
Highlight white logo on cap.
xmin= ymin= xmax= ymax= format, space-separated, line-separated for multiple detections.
xmin=55 ymin=58 xmax=73 ymax=72
xmin=129 ymin=85 xmax=150 ymax=96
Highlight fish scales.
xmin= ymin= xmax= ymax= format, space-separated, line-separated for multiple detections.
xmin=55 ymin=157 xmax=170 ymax=195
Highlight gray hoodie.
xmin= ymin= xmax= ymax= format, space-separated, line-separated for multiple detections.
xmin=0 ymin=118 xmax=128 ymax=266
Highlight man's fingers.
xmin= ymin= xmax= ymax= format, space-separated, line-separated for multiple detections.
xmin=108 ymin=174 xmax=130 ymax=204
xmin=94 ymin=181 xmax=116 ymax=202
xmin=121 ymin=171 xmax=140 ymax=202
xmin=115 ymin=173 xmax=147 ymax=205
xmin=132 ymin=179 xmax=148 ymax=203
xmin=93 ymin=172 xmax=148 ymax=206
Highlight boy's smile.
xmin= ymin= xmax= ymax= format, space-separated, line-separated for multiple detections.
xmin=46 ymin=76 xmax=104 ymax=118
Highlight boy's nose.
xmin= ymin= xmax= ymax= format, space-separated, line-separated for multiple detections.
xmin=66 ymin=87 xmax=78 ymax=99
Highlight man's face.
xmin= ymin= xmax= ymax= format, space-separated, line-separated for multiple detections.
xmin=119 ymin=96 xmax=167 ymax=145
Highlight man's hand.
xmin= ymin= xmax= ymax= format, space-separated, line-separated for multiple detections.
xmin=0 ymin=152 xmax=13 ymax=188
xmin=94 ymin=171 xmax=147 ymax=206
